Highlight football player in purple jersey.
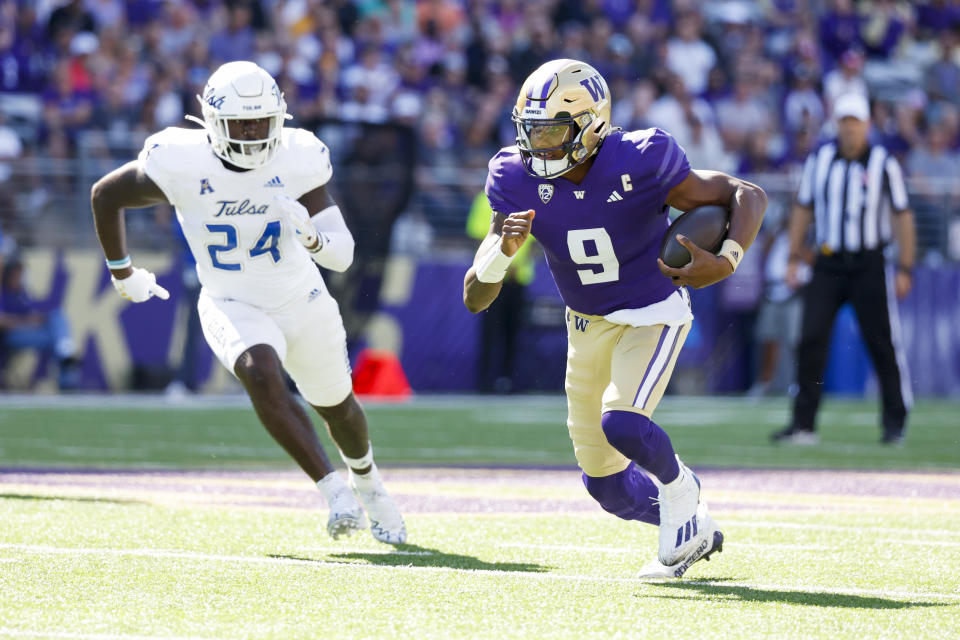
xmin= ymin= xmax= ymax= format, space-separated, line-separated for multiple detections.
xmin=463 ymin=59 xmax=767 ymax=577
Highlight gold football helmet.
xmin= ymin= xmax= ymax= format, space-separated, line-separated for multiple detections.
xmin=512 ymin=59 xmax=612 ymax=178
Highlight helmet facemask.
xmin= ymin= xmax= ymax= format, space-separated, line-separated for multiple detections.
xmin=513 ymin=109 xmax=606 ymax=179
xmin=206 ymin=110 xmax=286 ymax=169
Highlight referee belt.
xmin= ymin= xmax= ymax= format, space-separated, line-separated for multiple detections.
xmin=818 ymin=245 xmax=885 ymax=263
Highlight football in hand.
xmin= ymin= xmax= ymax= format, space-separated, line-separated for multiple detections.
xmin=658 ymin=205 xmax=730 ymax=268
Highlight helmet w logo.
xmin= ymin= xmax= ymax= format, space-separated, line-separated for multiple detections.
xmin=579 ymin=76 xmax=606 ymax=102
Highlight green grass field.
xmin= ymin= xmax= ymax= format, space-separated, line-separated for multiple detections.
xmin=1 ymin=395 xmax=958 ymax=470
xmin=1 ymin=394 xmax=958 ymax=639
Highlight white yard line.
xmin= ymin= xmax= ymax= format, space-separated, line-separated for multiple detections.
xmin=879 ymin=538 xmax=960 ymax=548
xmin=721 ymin=518 xmax=960 ymax=538
xmin=2 ymin=543 xmax=958 ymax=602
xmin=502 ymin=538 xmax=960 ymax=553
xmin=0 ymin=630 xmax=226 ymax=640
xmin=498 ymin=542 xmax=829 ymax=553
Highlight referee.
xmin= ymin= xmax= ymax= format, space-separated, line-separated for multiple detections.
xmin=772 ymin=93 xmax=916 ymax=446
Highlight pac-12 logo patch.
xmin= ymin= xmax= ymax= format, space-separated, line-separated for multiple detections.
xmin=538 ymin=183 xmax=554 ymax=203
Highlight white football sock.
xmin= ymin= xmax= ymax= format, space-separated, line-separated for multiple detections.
xmin=340 ymin=441 xmax=374 ymax=474
xmin=316 ymin=471 xmax=351 ymax=506
xmin=660 ymin=465 xmax=689 ymax=496
xmin=350 ymin=463 xmax=382 ymax=491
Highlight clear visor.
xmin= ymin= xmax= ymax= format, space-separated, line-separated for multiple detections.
xmin=512 ymin=110 xmax=597 ymax=178
xmin=527 ymin=124 xmax=574 ymax=158
xmin=516 ymin=120 xmax=577 ymax=160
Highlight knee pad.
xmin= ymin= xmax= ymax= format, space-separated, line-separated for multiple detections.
xmin=582 ymin=463 xmax=659 ymax=524
xmin=601 ymin=410 xmax=653 ymax=454
xmin=601 ymin=410 xmax=679 ymax=483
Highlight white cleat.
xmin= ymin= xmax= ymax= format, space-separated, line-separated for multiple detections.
xmin=657 ymin=458 xmax=704 ymax=566
xmin=640 ymin=504 xmax=724 ymax=578
xmin=326 ymin=486 xmax=367 ymax=540
xmin=350 ymin=469 xmax=407 ymax=545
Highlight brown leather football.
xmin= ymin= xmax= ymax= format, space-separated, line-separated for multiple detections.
xmin=658 ymin=205 xmax=730 ymax=268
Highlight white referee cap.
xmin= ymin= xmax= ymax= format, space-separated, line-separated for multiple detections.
xmin=834 ymin=93 xmax=870 ymax=122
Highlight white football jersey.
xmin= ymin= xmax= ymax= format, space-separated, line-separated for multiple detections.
xmin=139 ymin=126 xmax=333 ymax=309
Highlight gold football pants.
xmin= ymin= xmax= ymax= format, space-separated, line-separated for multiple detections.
xmin=564 ymin=309 xmax=690 ymax=477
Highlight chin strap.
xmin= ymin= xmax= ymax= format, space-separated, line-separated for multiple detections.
xmin=184 ymin=114 xmax=208 ymax=130
xmin=576 ymin=117 xmax=608 ymax=160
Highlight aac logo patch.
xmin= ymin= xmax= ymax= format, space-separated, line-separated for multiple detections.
xmin=538 ymin=183 xmax=554 ymax=204
xmin=200 ymin=179 xmax=214 ymax=195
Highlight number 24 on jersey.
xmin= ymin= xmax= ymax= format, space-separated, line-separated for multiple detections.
xmin=206 ymin=221 xmax=282 ymax=271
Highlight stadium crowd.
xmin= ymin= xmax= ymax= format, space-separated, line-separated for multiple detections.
xmin=1 ymin=1 xmax=960 ymax=215
xmin=1 ymin=0 xmax=959 ymax=394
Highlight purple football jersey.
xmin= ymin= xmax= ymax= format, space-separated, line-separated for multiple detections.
xmin=485 ymin=128 xmax=691 ymax=315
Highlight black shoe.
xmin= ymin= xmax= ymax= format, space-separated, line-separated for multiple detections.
xmin=881 ymin=430 xmax=905 ymax=447
xmin=770 ymin=425 xmax=820 ymax=445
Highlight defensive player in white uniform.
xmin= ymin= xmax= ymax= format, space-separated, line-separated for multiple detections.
xmin=91 ymin=61 xmax=406 ymax=545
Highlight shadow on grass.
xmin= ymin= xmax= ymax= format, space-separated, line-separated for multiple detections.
xmin=271 ymin=543 xmax=547 ymax=573
xmin=0 ymin=492 xmax=145 ymax=506
xmin=644 ymin=579 xmax=947 ymax=609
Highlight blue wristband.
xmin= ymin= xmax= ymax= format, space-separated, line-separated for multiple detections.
xmin=106 ymin=255 xmax=132 ymax=269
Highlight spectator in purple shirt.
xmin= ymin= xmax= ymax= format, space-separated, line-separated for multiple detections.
xmin=2 ymin=3 xmax=51 ymax=92
xmin=818 ymin=0 xmax=862 ymax=64
xmin=916 ymin=0 xmax=960 ymax=37
xmin=41 ymin=58 xmax=94 ymax=145
xmin=0 ymin=256 xmax=79 ymax=390
xmin=861 ymin=0 xmax=909 ymax=59
xmin=926 ymin=26 xmax=960 ymax=104
xmin=209 ymin=3 xmax=256 ymax=65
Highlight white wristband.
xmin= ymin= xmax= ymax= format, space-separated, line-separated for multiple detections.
xmin=718 ymin=238 xmax=744 ymax=272
xmin=105 ymin=255 xmax=132 ymax=269
xmin=475 ymin=243 xmax=515 ymax=283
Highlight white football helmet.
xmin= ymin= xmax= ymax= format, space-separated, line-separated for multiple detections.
xmin=187 ymin=61 xmax=291 ymax=169
xmin=512 ymin=59 xmax=612 ymax=178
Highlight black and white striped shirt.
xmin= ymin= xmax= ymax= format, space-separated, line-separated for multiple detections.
xmin=796 ymin=141 xmax=909 ymax=253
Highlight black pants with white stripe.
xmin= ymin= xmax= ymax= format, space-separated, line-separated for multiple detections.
xmin=791 ymin=251 xmax=910 ymax=436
